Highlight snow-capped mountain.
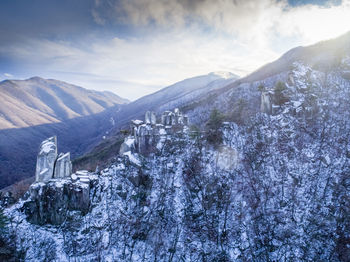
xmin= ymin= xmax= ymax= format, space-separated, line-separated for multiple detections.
xmin=3 ymin=32 xmax=350 ymax=261
xmin=113 ymin=72 xmax=239 ymax=127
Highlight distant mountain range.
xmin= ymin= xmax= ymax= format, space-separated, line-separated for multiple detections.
xmin=0 ymin=77 xmax=128 ymax=189
xmin=110 ymin=71 xmax=239 ymax=127
xmin=0 ymin=77 xmax=128 ymax=129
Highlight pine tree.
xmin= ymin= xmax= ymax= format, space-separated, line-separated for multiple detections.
xmin=206 ymin=108 xmax=225 ymax=146
xmin=274 ymin=81 xmax=288 ymax=105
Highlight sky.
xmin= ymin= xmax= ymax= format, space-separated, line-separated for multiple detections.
xmin=0 ymin=0 xmax=350 ymax=100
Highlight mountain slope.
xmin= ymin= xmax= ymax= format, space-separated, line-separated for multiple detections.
xmin=72 ymin=72 xmax=238 ymax=170
xmin=4 ymin=33 xmax=350 ymax=261
xmin=241 ymin=31 xmax=350 ymax=83
xmin=73 ymin=32 xmax=350 ymax=175
xmin=176 ymin=31 xmax=350 ymax=127
xmin=114 ymin=72 xmax=238 ymax=125
xmin=0 ymin=77 xmax=129 ymax=129
xmin=0 ymin=77 xmax=128 ymax=189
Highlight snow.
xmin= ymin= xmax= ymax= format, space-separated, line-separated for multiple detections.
xmin=131 ymin=119 xmax=143 ymax=125
xmin=123 ymin=151 xmax=141 ymax=166
xmin=293 ymin=100 xmax=302 ymax=108
xmin=124 ymin=137 xmax=135 ymax=147
xmin=39 ymin=141 xmax=55 ymax=154
xmin=57 ymin=152 xmax=69 ymax=161
xmin=159 ymin=128 xmax=167 ymax=135
xmin=6 ymin=57 xmax=350 ymax=261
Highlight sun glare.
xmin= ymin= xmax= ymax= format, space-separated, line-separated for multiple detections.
xmin=293 ymin=1 xmax=350 ymax=44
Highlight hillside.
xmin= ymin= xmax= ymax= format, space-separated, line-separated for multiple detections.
xmin=0 ymin=77 xmax=128 ymax=189
xmin=73 ymin=72 xmax=238 ymax=171
xmin=0 ymin=77 xmax=128 ymax=129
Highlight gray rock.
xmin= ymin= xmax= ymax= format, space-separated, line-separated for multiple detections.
xmin=23 ymin=179 xmax=91 ymax=225
xmin=54 ymin=152 xmax=72 ymax=179
xmin=35 ymin=136 xmax=57 ymax=182
xmin=261 ymin=91 xmax=272 ymax=114
xmin=145 ymin=111 xmax=157 ymax=125
xmin=119 ymin=137 xmax=136 ymax=155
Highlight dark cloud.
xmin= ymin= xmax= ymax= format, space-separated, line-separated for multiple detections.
xmin=0 ymin=0 xmax=96 ymax=44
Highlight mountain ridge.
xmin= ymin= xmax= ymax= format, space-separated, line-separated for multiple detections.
xmin=0 ymin=77 xmax=129 ymax=129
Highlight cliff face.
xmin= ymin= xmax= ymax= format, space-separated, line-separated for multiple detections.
xmin=23 ymin=178 xmax=92 ymax=225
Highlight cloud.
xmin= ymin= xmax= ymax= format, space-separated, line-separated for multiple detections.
xmin=2 ymin=0 xmax=350 ymax=100
xmin=0 ymin=28 xmax=279 ymax=100
xmin=4 ymin=73 xmax=13 ymax=78
xmin=93 ymin=0 xmax=350 ymax=47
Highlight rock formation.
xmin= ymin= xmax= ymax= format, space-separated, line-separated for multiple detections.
xmin=145 ymin=111 xmax=156 ymax=125
xmin=120 ymin=108 xmax=188 ymax=156
xmin=28 ymin=136 xmax=93 ymax=225
xmin=35 ymin=136 xmax=72 ymax=182
xmin=54 ymin=152 xmax=72 ymax=179
xmin=35 ymin=136 xmax=58 ymax=182
xmin=261 ymin=91 xmax=272 ymax=114
xmin=24 ymin=175 xmax=94 ymax=225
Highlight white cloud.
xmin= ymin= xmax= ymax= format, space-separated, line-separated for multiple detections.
xmin=3 ymin=73 xmax=13 ymax=78
xmin=1 ymin=29 xmax=279 ymax=100
xmin=2 ymin=0 xmax=350 ymax=100
xmin=95 ymin=0 xmax=350 ymax=47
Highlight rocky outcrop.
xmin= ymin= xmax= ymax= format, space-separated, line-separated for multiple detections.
xmin=260 ymin=91 xmax=272 ymax=114
xmin=26 ymin=137 xmax=92 ymax=225
xmin=23 ymin=175 xmax=94 ymax=225
xmin=161 ymin=108 xmax=188 ymax=126
xmin=145 ymin=111 xmax=156 ymax=125
xmin=54 ymin=152 xmax=72 ymax=179
xmin=35 ymin=136 xmax=57 ymax=182
xmin=120 ymin=108 xmax=188 ymax=156
xmin=35 ymin=137 xmax=72 ymax=182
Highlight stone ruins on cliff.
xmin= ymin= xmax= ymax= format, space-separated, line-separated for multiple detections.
xmin=120 ymin=108 xmax=189 ymax=156
xmin=35 ymin=136 xmax=72 ymax=182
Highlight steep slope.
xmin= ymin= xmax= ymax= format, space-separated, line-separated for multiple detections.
xmin=177 ymin=31 xmax=350 ymax=127
xmin=0 ymin=77 xmax=129 ymax=129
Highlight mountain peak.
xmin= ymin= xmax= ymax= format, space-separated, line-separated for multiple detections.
xmin=28 ymin=76 xmax=45 ymax=81
xmin=209 ymin=71 xmax=239 ymax=79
